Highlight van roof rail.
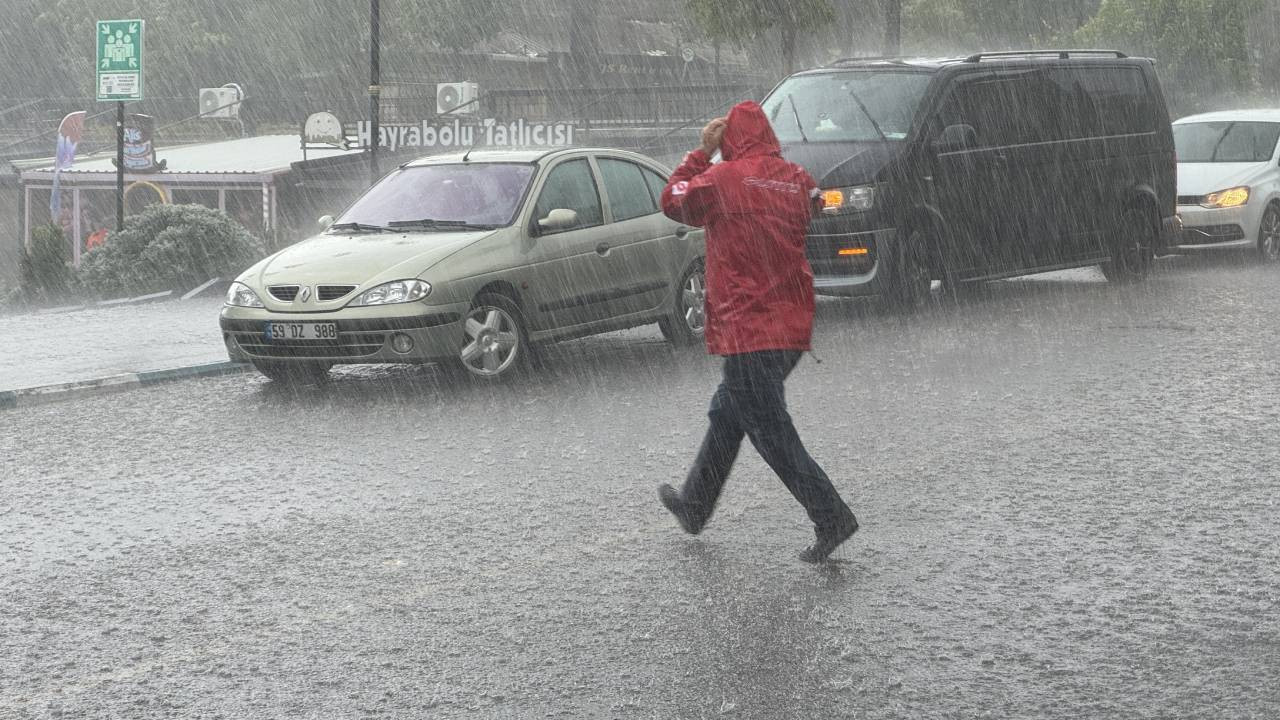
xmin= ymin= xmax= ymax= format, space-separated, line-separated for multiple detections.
xmin=963 ymin=49 xmax=1128 ymax=62
xmin=828 ymin=56 xmax=906 ymax=67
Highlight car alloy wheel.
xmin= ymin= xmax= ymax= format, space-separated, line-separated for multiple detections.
xmin=681 ymin=269 xmax=707 ymax=333
xmin=460 ymin=299 xmax=523 ymax=378
xmin=1259 ymin=205 xmax=1280 ymax=263
xmin=659 ymin=259 xmax=706 ymax=345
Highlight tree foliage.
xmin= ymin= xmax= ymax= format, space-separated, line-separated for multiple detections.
xmin=687 ymin=0 xmax=836 ymax=73
xmin=1075 ymin=0 xmax=1261 ymax=104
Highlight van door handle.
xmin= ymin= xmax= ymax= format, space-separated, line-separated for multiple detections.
xmin=596 ymin=242 xmax=611 ymax=256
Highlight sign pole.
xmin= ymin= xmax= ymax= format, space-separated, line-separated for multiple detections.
xmin=369 ymin=0 xmax=381 ymax=186
xmin=96 ymin=18 xmax=144 ymax=231
xmin=116 ymin=101 xmax=125 ymax=231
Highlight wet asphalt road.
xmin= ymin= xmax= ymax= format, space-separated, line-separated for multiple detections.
xmin=3 ymin=255 xmax=1279 ymax=719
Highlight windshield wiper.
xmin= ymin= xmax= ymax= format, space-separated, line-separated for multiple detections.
xmin=845 ymin=88 xmax=889 ymax=143
xmin=328 ymin=222 xmax=389 ymax=233
xmin=788 ymin=94 xmax=810 ymax=143
xmin=387 ymin=218 xmax=498 ymax=231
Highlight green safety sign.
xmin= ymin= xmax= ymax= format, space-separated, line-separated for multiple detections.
xmin=96 ymin=19 xmax=144 ymax=101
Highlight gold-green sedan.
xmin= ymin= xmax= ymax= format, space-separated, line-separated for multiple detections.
xmin=220 ymin=148 xmax=706 ymax=381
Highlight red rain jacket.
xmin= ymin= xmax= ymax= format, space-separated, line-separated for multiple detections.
xmin=661 ymin=101 xmax=819 ymax=356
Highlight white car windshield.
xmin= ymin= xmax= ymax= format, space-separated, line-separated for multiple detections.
xmin=1174 ymin=121 xmax=1280 ymax=163
xmin=337 ymin=163 xmax=536 ymax=229
xmin=762 ymin=71 xmax=932 ymax=143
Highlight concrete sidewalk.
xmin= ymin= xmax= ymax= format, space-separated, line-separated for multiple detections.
xmin=0 ymin=296 xmax=234 ymax=394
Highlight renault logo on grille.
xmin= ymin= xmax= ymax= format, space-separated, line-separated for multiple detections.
xmin=299 ymin=286 xmax=312 ymax=302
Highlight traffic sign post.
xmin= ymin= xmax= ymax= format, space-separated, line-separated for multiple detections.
xmin=96 ymin=20 xmax=144 ymax=102
xmin=97 ymin=19 xmax=144 ymax=232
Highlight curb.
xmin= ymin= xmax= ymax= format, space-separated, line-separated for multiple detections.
xmin=0 ymin=361 xmax=252 ymax=411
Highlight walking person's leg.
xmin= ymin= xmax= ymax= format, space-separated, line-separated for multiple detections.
xmin=728 ymin=351 xmax=858 ymax=562
xmin=659 ymin=361 xmax=747 ymax=534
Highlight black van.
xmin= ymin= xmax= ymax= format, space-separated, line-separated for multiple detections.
xmin=759 ymin=50 xmax=1179 ymax=305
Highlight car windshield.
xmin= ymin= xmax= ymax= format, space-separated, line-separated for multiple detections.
xmin=761 ymin=70 xmax=933 ymax=143
xmin=1174 ymin=121 xmax=1280 ymax=163
xmin=336 ymin=162 xmax=536 ymax=228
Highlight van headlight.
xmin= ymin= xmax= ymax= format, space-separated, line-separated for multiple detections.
xmin=225 ymin=282 xmax=265 ymax=308
xmin=348 ymin=279 xmax=432 ymax=306
xmin=820 ymin=185 xmax=875 ymax=215
xmin=1202 ymin=186 xmax=1250 ymax=209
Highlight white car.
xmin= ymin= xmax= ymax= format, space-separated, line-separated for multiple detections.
xmin=1173 ymin=110 xmax=1280 ymax=261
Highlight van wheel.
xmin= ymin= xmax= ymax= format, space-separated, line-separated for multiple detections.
xmin=883 ymin=231 xmax=933 ymax=308
xmin=659 ymin=259 xmax=706 ymax=345
xmin=252 ymin=360 xmax=332 ymax=385
xmin=457 ymin=293 xmax=531 ymax=380
xmin=1258 ymin=204 xmax=1280 ymax=263
xmin=1101 ymin=208 xmax=1155 ymax=283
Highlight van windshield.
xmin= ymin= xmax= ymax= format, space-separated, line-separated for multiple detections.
xmin=762 ymin=71 xmax=932 ymax=143
xmin=1174 ymin=122 xmax=1280 ymax=163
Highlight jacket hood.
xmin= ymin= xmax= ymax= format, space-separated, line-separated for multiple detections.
xmin=721 ymin=101 xmax=782 ymax=161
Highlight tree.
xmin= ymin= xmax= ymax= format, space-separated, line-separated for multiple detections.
xmin=1075 ymin=0 xmax=1260 ymax=108
xmin=687 ymin=0 xmax=836 ymax=74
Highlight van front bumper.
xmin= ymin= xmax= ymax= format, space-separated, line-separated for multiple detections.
xmin=807 ymin=227 xmax=898 ymax=297
xmin=219 ymin=302 xmax=470 ymax=365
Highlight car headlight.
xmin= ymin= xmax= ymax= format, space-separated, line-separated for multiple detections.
xmin=820 ymin=185 xmax=875 ymax=215
xmin=348 ymin=279 xmax=432 ymax=307
xmin=225 ymin=281 xmax=264 ymax=308
xmin=1202 ymin=186 xmax=1250 ymax=209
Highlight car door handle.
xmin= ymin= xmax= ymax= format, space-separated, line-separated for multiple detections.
xmin=596 ymin=242 xmax=611 ymax=256
xmin=675 ymin=226 xmax=690 ymax=238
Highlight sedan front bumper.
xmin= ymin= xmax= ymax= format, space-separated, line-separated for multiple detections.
xmin=220 ymin=301 xmax=470 ymax=365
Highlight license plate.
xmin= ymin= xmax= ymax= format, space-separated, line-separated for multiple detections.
xmin=264 ymin=322 xmax=338 ymax=341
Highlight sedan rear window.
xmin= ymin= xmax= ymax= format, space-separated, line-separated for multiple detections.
xmin=1174 ymin=122 xmax=1280 ymax=163
xmin=338 ymin=163 xmax=536 ymax=228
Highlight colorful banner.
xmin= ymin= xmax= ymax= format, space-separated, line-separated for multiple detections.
xmin=50 ymin=111 xmax=86 ymax=223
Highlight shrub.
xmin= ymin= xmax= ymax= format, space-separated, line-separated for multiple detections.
xmin=78 ymin=204 xmax=266 ymax=297
xmin=16 ymin=223 xmax=77 ymax=304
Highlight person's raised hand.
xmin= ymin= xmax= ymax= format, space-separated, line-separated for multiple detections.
xmin=700 ymin=117 xmax=727 ymax=157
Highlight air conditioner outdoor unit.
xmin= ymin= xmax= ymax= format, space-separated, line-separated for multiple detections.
xmin=436 ymin=82 xmax=479 ymax=116
xmin=199 ymin=86 xmax=241 ymax=119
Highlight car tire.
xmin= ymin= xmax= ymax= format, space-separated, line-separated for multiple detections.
xmin=1101 ymin=207 xmax=1155 ymax=283
xmin=881 ymin=230 xmax=933 ymax=309
xmin=1258 ymin=203 xmax=1280 ymax=264
xmin=457 ymin=293 xmax=530 ymax=380
xmin=252 ymin=360 xmax=332 ymax=384
xmin=659 ymin=259 xmax=707 ymax=346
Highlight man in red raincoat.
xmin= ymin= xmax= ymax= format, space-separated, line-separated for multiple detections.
xmin=657 ymin=101 xmax=858 ymax=563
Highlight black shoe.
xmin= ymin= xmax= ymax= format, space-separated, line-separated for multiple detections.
xmin=799 ymin=513 xmax=858 ymax=563
xmin=658 ymin=483 xmax=702 ymax=535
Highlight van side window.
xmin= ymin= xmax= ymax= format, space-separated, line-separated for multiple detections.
xmin=1054 ymin=67 xmax=1155 ymax=136
xmin=935 ymin=72 xmax=1062 ymax=148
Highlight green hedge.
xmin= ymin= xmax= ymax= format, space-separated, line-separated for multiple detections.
xmin=15 ymin=223 xmax=77 ymax=305
xmin=78 ymin=204 xmax=266 ymax=298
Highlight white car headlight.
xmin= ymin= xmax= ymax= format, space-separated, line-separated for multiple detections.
xmin=225 ymin=282 xmax=264 ymax=308
xmin=348 ymin=279 xmax=432 ymax=307
xmin=820 ymin=185 xmax=876 ymax=215
xmin=1201 ymin=186 xmax=1250 ymax=209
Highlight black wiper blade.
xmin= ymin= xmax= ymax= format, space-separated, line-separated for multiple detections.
xmin=387 ymin=218 xmax=497 ymax=231
xmin=328 ymin=222 xmax=389 ymax=233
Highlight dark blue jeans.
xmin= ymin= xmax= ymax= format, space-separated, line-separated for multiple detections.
xmin=680 ymin=350 xmax=852 ymax=532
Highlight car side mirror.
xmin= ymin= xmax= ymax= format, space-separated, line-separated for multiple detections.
xmin=318 ymin=214 xmax=334 ymax=229
xmin=537 ymin=208 xmax=578 ymax=233
xmin=934 ymin=124 xmax=977 ymax=153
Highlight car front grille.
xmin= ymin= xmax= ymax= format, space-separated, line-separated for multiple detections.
xmin=268 ymin=285 xmax=300 ymax=301
xmin=231 ymin=331 xmax=387 ymax=359
xmin=317 ymin=285 xmax=356 ymax=302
